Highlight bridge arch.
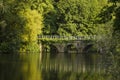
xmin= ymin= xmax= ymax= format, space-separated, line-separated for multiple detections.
xmin=83 ymin=44 xmax=94 ymax=53
xmin=65 ymin=43 xmax=78 ymax=53
xmin=49 ymin=44 xmax=59 ymax=53
xmin=51 ymin=43 xmax=66 ymax=53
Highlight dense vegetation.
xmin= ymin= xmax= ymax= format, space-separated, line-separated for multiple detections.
xmin=0 ymin=0 xmax=112 ymax=53
xmin=0 ymin=0 xmax=120 ymax=79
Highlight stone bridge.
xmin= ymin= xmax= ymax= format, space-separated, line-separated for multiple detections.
xmin=38 ymin=35 xmax=97 ymax=53
xmin=49 ymin=40 xmax=93 ymax=53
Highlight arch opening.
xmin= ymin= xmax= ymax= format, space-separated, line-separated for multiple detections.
xmin=49 ymin=44 xmax=59 ymax=58
xmin=50 ymin=44 xmax=59 ymax=53
xmin=65 ymin=44 xmax=78 ymax=53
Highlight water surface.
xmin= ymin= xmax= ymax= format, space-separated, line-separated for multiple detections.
xmin=0 ymin=53 xmax=106 ymax=80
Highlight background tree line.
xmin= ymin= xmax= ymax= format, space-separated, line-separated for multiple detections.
xmin=0 ymin=0 xmax=110 ymax=53
xmin=0 ymin=0 xmax=119 ymax=54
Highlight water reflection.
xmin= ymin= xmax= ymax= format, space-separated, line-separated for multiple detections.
xmin=41 ymin=53 xmax=104 ymax=73
xmin=0 ymin=54 xmax=42 ymax=80
xmin=0 ymin=53 xmax=107 ymax=80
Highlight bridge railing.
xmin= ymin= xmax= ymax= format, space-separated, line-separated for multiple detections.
xmin=37 ymin=35 xmax=98 ymax=41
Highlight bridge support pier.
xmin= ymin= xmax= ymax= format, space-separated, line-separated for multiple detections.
xmin=53 ymin=43 xmax=66 ymax=53
xmin=73 ymin=41 xmax=84 ymax=53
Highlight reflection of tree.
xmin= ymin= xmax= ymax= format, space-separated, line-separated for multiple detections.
xmin=0 ymin=54 xmax=42 ymax=80
xmin=20 ymin=54 xmax=42 ymax=80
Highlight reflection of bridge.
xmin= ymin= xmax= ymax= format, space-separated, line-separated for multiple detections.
xmin=38 ymin=35 xmax=98 ymax=53
xmin=40 ymin=61 xmax=103 ymax=73
xmin=40 ymin=53 xmax=104 ymax=73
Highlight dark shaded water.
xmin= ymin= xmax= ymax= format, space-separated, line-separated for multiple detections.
xmin=0 ymin=53 xmax=106 ymax=80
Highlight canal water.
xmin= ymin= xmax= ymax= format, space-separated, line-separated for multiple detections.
xmin=0 ymin=53 xmax=107 ymax=80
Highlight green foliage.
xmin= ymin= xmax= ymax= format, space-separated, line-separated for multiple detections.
xmin=0 ymin=0 xmax=43 ymax=53
xmin=108 ymin=0 xmax=120 ymax=3
xmin=18 ymin=8 xmax=43 ymax=41
xmin=17 ymin=8 xmax=43 ymax=52
xmin=113 ymin=7 xmax=120 ymax=34
xmin=97 ymin=1 xmax=120 ymax=79
xmin=43 ymin=0 xmax=108 ymax=36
